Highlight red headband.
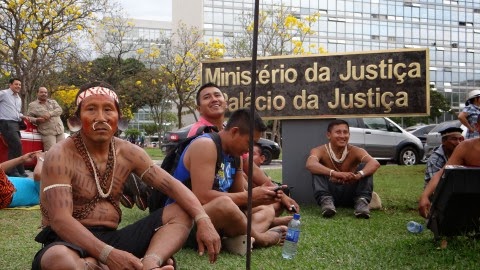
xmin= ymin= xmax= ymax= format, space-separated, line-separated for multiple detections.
xmin=76 ymin=87 xmax=119 ymax=106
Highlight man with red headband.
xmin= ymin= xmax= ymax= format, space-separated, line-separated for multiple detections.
xmin=32 ymin=82 xmax=220 ymax=270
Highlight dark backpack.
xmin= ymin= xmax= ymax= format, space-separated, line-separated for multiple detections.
xmin=148 ymin=126 xmax=222 ymax=213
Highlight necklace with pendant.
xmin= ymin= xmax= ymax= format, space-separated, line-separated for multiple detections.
xmin=74 ymin=132 xmax=116 ymax=198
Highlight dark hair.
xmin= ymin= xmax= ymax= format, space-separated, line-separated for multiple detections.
xmin=253 ymin=142 xmax=263 ymax=154
xmin=225 ymin=108 xmax=267 ymax=134
xmin=74 ymin=81 xmax=120 ymax=117
xmin=196 ymin=82 xmax=220 ymax=105
xmin=327 ymin=119 xmax=349 ymax=132
xmin=9 ymin=78 xmax=21 ymax=84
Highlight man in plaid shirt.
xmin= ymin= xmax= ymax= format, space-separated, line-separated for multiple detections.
xmin=424 ymin=126 xmax=464 ymax=189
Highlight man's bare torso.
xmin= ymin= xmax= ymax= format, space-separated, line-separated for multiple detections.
xmin=41 ymin=137 xmax=138 ymax=228
xmin=315 ymin=144 xmax=363 ymax=172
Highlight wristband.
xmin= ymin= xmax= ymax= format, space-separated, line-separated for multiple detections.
xmin=329 ymin=169 xmax=334 ymax=177
xmin=99 ymin=244 xmax=114 ymax=264
xmin=141 ymin=253 xmax=163 ymax=266
xmin=357 ymin=170 xmax=365 ymax=177
xmin=194 ymin=213 xmax=210 ymax=223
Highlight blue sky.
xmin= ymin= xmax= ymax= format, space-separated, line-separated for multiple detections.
xmin=117 ymin=0 xmax=172 ymax=21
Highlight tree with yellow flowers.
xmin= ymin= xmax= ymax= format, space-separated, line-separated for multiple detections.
xmin=160 ymin=22 xmax=225 ymax=128
xmin=229 ymin=4 xmax=324 ymax=58
xmin=0 ymin=0 xmax=108 ymax=108
xmin=228 ymin=5 xmax=325 ymax=144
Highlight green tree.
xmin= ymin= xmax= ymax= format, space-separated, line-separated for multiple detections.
xmin=391 ymin=89 xmax=452 ymax=127
xmin=119 ymin=69 xmax=174 ymax=138
xmin=0 ymin=0 xmax=109 ymax=107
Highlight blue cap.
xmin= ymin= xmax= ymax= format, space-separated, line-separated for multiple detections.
xmin=293 ymin=213 xmax=300 ymax=220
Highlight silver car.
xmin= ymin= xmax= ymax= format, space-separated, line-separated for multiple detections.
xmin=342 ymin=117 xmax=424 ymax=166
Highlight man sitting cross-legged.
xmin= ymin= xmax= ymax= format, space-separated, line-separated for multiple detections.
xmin=167 ymin=108 xmax=287 ymax=254
xmin=306 ymin=119 xmax=381 ymax=219
xmin=32 ymin=81 xmax=220 ymax=270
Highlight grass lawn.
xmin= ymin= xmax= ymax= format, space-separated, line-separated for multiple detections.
xmin=1 ymin=165 xmax=479 ymax=269
xmin=144 ymin=147 xmax=165 ymax=160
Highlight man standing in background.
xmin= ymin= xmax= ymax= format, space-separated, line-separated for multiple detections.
xmin=0 ymin=78 xmax=27 ymax=177
xmin=27 ymin=87 xmax=65 ymax=151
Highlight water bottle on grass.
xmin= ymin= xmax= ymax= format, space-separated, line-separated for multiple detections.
xmin=282 ymin=213 xmax=301 ymax=259
xmin=407 ymin=221 xmax=423 ymax=233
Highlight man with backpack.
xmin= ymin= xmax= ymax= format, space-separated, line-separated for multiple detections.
xmin=167 ymin=109 xmax=287 ymax=252
xmin=188 ymin=82 xmax=300 ymax=218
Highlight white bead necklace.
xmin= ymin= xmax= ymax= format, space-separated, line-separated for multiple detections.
xmin=326 ymin=143 xmax=348 ymax=163
xmin=82 ymin=139 xmax=116 ymax=198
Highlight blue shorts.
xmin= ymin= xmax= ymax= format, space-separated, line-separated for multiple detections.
xmin=31 ymin=208 xmax=164 ymax=270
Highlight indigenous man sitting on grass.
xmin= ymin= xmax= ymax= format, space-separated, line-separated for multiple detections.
xmin=167 ymin=108 xmax=287 ymax=255
xmin=241 ymin=142 xmax=296 ymax=224
xmin=306 ymin=119 xmax=381 ymax=219
xmin=419 ymin=117 xmax=480 ymax=218
xmin=32 ymin=81 xmax=220 ymax=270
xmin=423 ymin=126 xmax=464 ymax=189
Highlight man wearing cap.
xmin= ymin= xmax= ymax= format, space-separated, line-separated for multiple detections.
xmin=423 ymin=126 xmax=464 ymax=189
xmin=32 ymin=81 xmax=220 ymax=270
xmin=418 ymin=117 xmax=480 ymax=218
xmin=458 ymin=89 xmax=480 ymax=139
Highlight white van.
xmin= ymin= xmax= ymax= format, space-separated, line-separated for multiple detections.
xmin=341 ymin=117 xmax=424 ymax=166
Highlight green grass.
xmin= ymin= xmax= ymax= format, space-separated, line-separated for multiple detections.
xmin=2 ymin=165 xmax=480 ymax=269
xmin=144 ymin=147 xmax=165 ymax=160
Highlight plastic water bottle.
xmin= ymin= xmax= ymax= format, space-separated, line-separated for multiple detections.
xmin=407 ymin=221 xmax=423 ymax=233
xmin=282 ymin=213 xmax=301 ymax=259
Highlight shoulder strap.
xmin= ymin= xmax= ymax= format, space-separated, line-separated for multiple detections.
xmin=208 ymin=132 xmax=222 ymax=174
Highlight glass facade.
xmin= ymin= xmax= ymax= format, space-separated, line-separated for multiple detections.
xmin=201 ymin=0 xmax=480 ymax=121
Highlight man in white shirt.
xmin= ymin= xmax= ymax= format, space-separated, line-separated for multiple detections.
xmin=0 ymin=78 xmax=28 ymax=177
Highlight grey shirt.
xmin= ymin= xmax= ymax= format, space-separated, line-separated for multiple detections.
xmin=0 ymin=89 xmax=23 ymax=121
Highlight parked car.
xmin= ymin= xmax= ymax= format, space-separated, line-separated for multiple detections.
xmin=406 ymin=124 xmax=438 ymax=145
xmin=161 ymin=124 xmax=281 ymax=165
xmin=0 ymin=119 xmax=44 ymax=169
xmin=341 ymin=117 xmax=424 ymax=166
xmin=422 ymin=120 xmax=467 ymax=161
xmin=0 ymin=119 xmax=70 ymax=169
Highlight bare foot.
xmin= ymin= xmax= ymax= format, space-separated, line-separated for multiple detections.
xmin=271 ymin=216 xmax=293 ymax=227
xmin=254 ymin=225 xmax=287 ymax=247
xmin=142 ymin=257 xmax=176 ymax=270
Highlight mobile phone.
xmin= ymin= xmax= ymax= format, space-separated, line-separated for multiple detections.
xmin=273 ymin=185 xmax=292 ymax=193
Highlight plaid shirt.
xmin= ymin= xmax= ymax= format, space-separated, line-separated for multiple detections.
xmin=424 ymin=145 xmax=448 ymax=188
xmin=462 ymin=104 xmax=480 ymax=139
